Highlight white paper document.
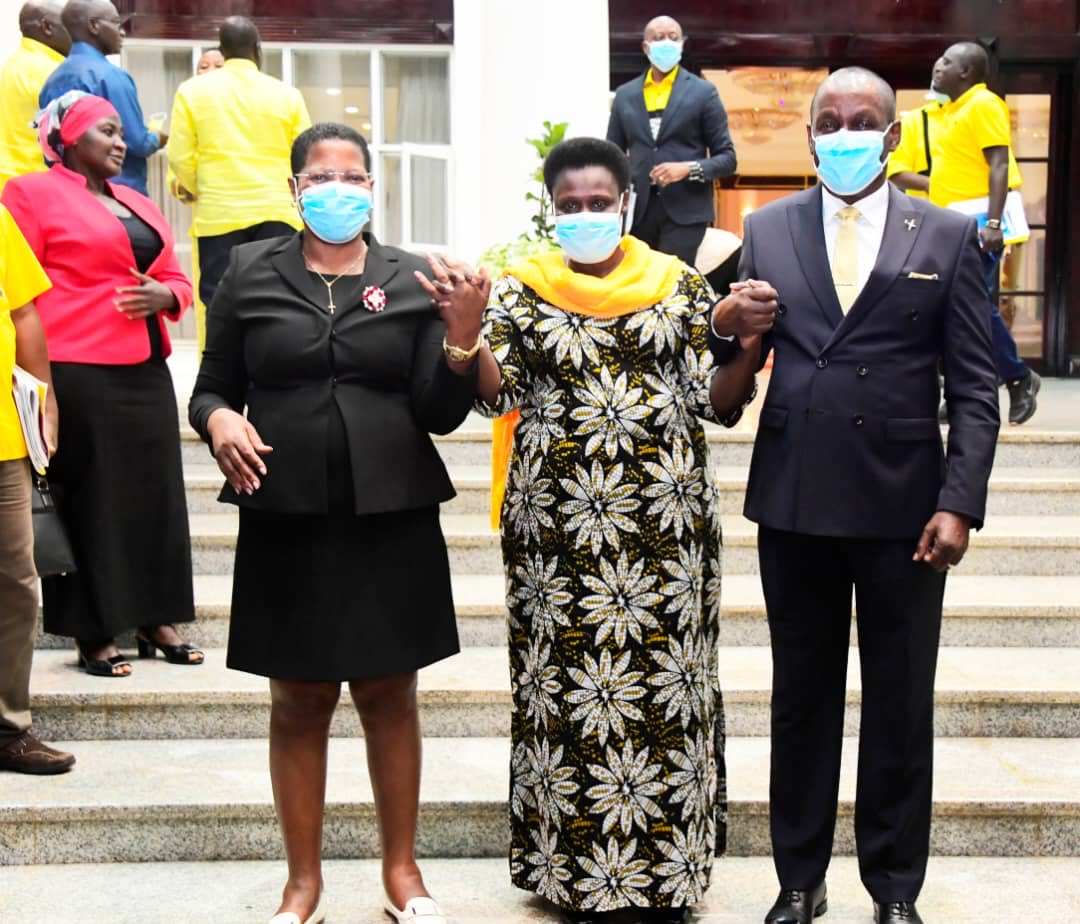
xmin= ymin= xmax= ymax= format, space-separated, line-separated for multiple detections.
xmin=11 ymin=365 xmax=50 ymax=475
xmin=946 ymin=189 xmax=1031 ymax=245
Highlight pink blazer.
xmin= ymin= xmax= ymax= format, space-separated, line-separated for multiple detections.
xmin=1 ymin=163 xmax=192 ymax=364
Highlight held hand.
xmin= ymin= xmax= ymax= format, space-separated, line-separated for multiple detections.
xmin=207 ymin=408 xmax=273 ymax=496
xmin=649 ymin=162 xmax=691 ymax=186
xmin=712 ymin=279 xmax=779 ymax=343
xmin=115 ymin=268 xmax=177 ymax=320
xmin=913 ymin=511 xmax=972 ymax=572
xmin=176 ymin=184 xmax=196 ymax=204
xmin=156 ymin=129 xmax=170 ymax=149
xmin=414 ymin=254 xmax=491 ymax=348
xmin=978 ymin=225 xmax=1005 ymax=254
xmin=44 ymin=391 xmax=59 ymax=458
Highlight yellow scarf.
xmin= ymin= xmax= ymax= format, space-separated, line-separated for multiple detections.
xmin=490 ymin=236 xmax=685 ymax=529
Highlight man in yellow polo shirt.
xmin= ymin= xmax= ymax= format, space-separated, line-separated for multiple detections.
xmin=0 ymin=204 xmax=74 ymax=775
xmin=887 ymin=96 xmax=947 ymax=199
xmin=928 ymin=42 xmax=1038 ymax=425
xmin=168 ymin=15 xmax=310 ymax=339
xmin=607 ymin=14 xmax=737 ymax=264
xmin=0 ymin=0 xmax=71 ymax=193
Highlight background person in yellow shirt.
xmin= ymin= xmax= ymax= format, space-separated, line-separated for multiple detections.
xmin=167 ymin=16 xmax=310 ymax=332
xmin=0 ymin=203 xmax=74 ymax=776
xmin=887 ymin=97 xmax=946 ymax=199
xmin=167 ymin=46 xmax=226 ymax=355
xmin=0 ymin=0 xmax=71 ymax=193
xmin=928 ymin=42 xmax=1039 ymax=425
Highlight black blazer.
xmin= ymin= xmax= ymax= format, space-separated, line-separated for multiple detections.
xmin=737 ymin=185 xmax=999 ymax=538
xmin=606 ymin=68 xmax=737 ymax=226
xmin=188 ymin=232 xmax=477 ymax=516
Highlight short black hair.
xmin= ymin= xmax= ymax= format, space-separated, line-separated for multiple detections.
xmin=810 ymin=67 xmax=896 ymax=123
xmin=291 ymin=122 xmax=372 ymax=175
xmin=543 ymin=137 xmax=631 ymax=195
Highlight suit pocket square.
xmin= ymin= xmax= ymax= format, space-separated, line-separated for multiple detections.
xmin=905 ymin=271 xmax=940 ymax=280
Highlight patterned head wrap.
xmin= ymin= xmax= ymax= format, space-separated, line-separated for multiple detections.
xmin=35 ymin=91 xmax=121 ymax=165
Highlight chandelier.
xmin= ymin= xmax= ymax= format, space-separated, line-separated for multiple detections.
xmin=726 ymin=107 xmax=801 ymax=144
xmin=729 ymin=68 xmax=825 ymax=113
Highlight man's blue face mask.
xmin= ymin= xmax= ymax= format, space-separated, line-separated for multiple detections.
xmin=811 ymin=125 xmax=895 ymax=197
xmin=646 ymin=39 xmax=683 ymax=73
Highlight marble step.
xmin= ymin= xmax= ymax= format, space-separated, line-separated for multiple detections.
xmin=181 ymin=462 xmax=1080 ymax=517
xmin=34 ymin=573 xmax=1080 ymax=651
xmin=26 ymin=646 xmax=1080 ymax=741
xmin=2 ymin=736 xmax=1077 ymax=865
xmin=3 ymin=856 xmax=1079 ymax=923
xmin=179 ymin=423 xmax=1080 ymax=470
xmin=183 ymin=512 xmax=1080 ymax=577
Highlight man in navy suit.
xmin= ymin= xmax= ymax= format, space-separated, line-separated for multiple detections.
xmin=709 ymin=68 xmax=999 ymax=924
xmin=606 ymin=14 xmax=736 ymax=264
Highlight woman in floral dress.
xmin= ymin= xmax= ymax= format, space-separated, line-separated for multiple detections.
xmin=418 ymin=138 xmax=768 ymax=923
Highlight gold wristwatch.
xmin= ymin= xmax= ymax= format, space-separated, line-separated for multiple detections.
xmin=442 ymin=332 xmax=484 ymax=362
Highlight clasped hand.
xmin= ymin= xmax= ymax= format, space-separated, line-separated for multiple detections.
xmin=115 ymin=267 xmax=176 ymax=320
xmin=414 ymin=254 xmax=491 ymax=352
xmin=711 ymin=278 xmax=779 ymax=348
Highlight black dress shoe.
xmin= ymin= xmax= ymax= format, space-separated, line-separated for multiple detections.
xmin=765 ymin=882 xmax=828 ymax=923
xmin=874 ymin=901 xmax=923 ymax=923
xmin=1007 ymin=369 xmax=1040 ymax=425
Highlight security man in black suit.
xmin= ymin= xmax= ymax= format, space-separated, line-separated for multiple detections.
xmin=707 ymin=68 xmax=999 ymax=924
xmin=606 ymin=14 xmax=736 ymax=265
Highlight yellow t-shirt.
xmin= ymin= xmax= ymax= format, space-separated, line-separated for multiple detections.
xmin=167 ymin=58 xmax=311 ymax=237
xmin=929 ymin=83 xmax=1023 ymax=207
xmin=887 ymin=103 xmax=946 ymax=199
xmin=0 ymin=38 xmax=66 ymax=193
xmin=0 ymin=204 xmax=53 ymax=461
xmin=643 ymin=65 xmax=679 ymax=112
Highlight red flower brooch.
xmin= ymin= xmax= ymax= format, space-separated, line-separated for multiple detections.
xmin=363 ymin=285 xmax=387 ymax=313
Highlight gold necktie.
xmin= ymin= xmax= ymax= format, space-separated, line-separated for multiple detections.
xmin=832 ymin=205 xmax=861 ymax=314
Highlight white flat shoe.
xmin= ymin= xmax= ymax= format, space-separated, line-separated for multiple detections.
xmin=384 ymin=894 xmax=447 ymax=922
xmin=268 ymin=897 xmax=325 ymax=924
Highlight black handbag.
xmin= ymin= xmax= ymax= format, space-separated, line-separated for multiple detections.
xmin=30 ymin=470 xmax=76 ymax=577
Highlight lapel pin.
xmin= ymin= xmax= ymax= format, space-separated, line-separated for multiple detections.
xmin=904 ymin=218 xmax=918 ymax=231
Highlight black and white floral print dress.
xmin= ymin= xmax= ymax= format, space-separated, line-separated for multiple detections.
xmin=476 ymin=266 xmax=738 ymax=913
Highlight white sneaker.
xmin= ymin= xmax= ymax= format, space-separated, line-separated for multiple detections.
xmin=384 ymin=894 xmax=448 ymax=922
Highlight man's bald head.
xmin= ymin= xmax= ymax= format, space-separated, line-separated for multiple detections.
xmin=20 ymin=0 xmax=71 ymax=55
xmin=62 ymin=0 xmax=123 ymax=54
xmin=948 ymin=42 xmax=989 ymax=82
xmin=643 ymin=15 xmax=683 ymax=42
xmin=810 ymin=67 xmax=896 ymax=123
xmin=219 ymin=16 xmax=260 ymax=63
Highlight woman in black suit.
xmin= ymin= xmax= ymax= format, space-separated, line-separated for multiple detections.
xmin=189 ymin=123 xmax=483 ymax=924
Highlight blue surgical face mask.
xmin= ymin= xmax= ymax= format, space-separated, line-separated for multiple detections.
xmin=926 ymin=86 xmax=951 ymax=105
xmin=298 ymin=181 xmax=372 ymax=244
xmin=646 ymin=39 xmax=682 ymax=73
xmin=811 ymin=125 xmax=894 ymax=197
xmin=555 ymin=211 xmax=624 ymax=265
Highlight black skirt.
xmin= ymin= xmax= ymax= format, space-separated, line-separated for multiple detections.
xmin=225 ymin=404 xmax=459 ymax=681
xmin=42 ymin=359 xmax=195 ymax=640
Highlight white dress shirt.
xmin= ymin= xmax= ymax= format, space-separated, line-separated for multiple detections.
xmin=820 ymin=181 xmax=891 ymax=301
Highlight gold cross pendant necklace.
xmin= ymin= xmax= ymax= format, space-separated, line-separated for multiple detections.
xmin=306 ymin=253 xmax=364 ymax=314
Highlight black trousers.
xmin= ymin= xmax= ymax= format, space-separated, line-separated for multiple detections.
xmin=757 ymin=526 xmax=946 ymax=903
xmin=631 ymin=191 xmax=707 ymax=266
xmin=197 ymin=220 xmax=297 ymax=310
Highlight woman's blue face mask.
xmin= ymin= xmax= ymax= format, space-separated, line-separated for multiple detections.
xmin=554 ymin=205 xmax=625 ymax=265
xmin=298 ymin=181 xmax=372 ymax=244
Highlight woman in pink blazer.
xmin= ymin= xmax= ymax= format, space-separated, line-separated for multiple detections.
xmin=3 ymin=92 xmax=202 ymax=676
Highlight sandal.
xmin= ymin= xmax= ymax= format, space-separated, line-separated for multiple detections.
xmin=268 ymin=897 xmax=324 ymax=924
xmin=136 ymin=626 xmax=204 ymax=665
xmin=76 ymin=643 xmax=132 ymax=678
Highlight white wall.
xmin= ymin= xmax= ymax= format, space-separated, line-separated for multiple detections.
xmin=1 ymin=0 xmax=22 ymax=62
xmin=451 ymin=0 xmax=610 ymax=262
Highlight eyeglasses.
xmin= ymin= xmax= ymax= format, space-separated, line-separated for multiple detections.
xmin=295 ymin=171 xmax=372 ymax=186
